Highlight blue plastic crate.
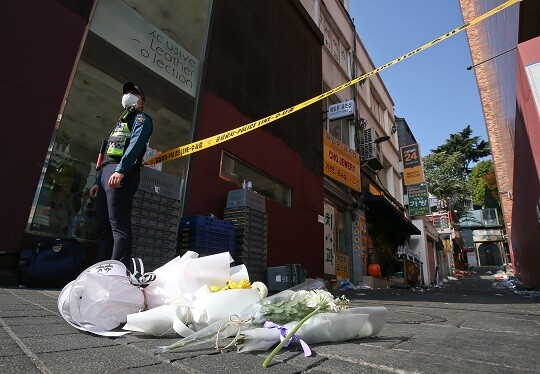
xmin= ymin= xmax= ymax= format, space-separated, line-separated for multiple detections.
xmin=179 ymin=216 xmax=236 ymax=255
xmin=180 ymin=215 xmax=235 ymax=231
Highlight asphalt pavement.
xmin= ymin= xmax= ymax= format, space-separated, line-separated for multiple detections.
xmin=1 ymin=268 xmax=539 ymax=374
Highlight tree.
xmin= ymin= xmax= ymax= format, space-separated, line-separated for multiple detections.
xmin=431 ymin=125 xmax=490 ymax=174
xmin=423 ymin=151 xmax=469 ymax=218
xmin=468 ymin=160 xmax=499 ymax=208
xmin=468 ymin=160 xmax=503 ymax=225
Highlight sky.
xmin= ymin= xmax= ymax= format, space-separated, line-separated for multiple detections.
xmin=349 ymin=1 xmax=487 ymax=155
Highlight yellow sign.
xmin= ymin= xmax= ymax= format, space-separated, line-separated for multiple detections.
xmin=401 ymin=143 xmax=425 ymax=186
xmin=369 ymin=183 xmax=383 ymax=196
xmin=323 ymin=130 xmax=360 ymax=192
xmin=335 ymin=253 xmax=350 ymax=278
xmin=145 ymin=0 xmax=521 ymax=166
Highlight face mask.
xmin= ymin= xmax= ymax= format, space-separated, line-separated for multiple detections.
xmin=121 ymin=93 xmax=139 ymax=109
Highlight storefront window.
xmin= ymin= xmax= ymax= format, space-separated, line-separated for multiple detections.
xmin=27 ymin=0 xmax=211 ymax=240
xmin=323 ymin=93 xmax=352 ymax=147
xmin=220 ymin=151 xmax=292 ymax=207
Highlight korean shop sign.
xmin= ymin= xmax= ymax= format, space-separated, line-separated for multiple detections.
xmin=323 ymin=203 xmax=336 ymax=275
xmin=401 ymin=143 xmax=425 ymax=186
xmin=407 ymin=184 xmax=430 ymax=216
xmin=323 ymin=130 xmax=361 ymax=192
xmin=327 ymin=100 xmax=355 ymax=121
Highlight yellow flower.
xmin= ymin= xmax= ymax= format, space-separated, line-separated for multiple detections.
xmin=238 ymin=279 xmax=251 ymax=289
xmin=210 ymin=279 xmax=251 ymax=292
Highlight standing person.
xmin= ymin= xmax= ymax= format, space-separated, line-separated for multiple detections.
xmin=89 ymin=82 xmax=153 ymax=268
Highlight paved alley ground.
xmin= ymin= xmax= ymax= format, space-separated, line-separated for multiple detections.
xmin=1 ymin=268 xmax=538 ymax=373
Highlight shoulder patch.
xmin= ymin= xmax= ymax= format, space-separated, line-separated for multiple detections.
xmin=136 ymin=114 xmax=146 ymax=124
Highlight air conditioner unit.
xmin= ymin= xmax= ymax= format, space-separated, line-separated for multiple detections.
xmin=362 ymin=128 xmax=384 ymax=170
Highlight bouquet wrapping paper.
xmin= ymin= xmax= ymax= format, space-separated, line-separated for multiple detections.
xmin=58 ymin=252 xmax=254 ymax=336
xmin=239 ymin=307 xmax=386 ymax=352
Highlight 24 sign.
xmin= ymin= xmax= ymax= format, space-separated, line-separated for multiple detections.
xmin=401 ymin=143 xmax=425 ymax=186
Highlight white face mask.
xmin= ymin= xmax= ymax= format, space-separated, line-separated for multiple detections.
xmin=121 ymin=93 xmax=139 ymax=109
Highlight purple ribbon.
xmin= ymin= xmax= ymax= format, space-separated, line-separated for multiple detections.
xmin=263 ymin=321 xmax=312 ymax=357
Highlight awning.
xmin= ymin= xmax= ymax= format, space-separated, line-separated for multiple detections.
xmin=365 ymin=195 xmax=421 ymax=235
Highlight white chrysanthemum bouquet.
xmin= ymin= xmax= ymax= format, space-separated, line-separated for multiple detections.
xmin=158 ymin=285 xmax=386 ymax=368
xmin=57 ymin=250 xmax=386 ymax=368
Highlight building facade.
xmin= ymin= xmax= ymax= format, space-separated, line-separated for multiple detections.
xmin=459 ymin=0 xmax=540 ymax=287
xmin=397 ymin=117 xmax=442 ymax=286
xmin=300 ymin=0 xmax=420 ymax=286
xmin=2 ymin=0 xmax=421 ymax=286
xmin=1 ymin=0 xmax=324 ymax=278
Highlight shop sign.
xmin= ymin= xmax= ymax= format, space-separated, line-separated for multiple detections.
xmin=401 ymin=143 xmax=425 ymax=185
xmin=473 ymin=228 xmax=504 ymax=242
xmin=407 ymin=184 xmax=430 ymax=216
xmin=327 ymin=100 xmax=355 ymax=120
xmin=90 ymin=0 xmax=200 ymax=97
xmin=323 ymin=130 xmax=360 ymax=192
xmin=323 ymin=203 xmax=336 ymax=275
xmin=335 ymin=253 xmax=350 ymax=278
xmin=353 ymin=219 xmax=361 ymax=252
xmin=360 ymin=217 xmax=368 ymax=266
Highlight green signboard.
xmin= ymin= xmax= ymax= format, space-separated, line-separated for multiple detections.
xmin=407 ymin=184 xmax=430 ymax=216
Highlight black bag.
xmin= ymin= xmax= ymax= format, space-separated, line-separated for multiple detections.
xmin=18 ymin=237 xmax=86 ymax=288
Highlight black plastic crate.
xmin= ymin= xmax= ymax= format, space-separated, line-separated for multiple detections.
xmin=224 ymin=206 xmax=268 ymax=219
xmin=266 ymin=264 xmax=305 ymax=292
xmin=226 ymin=189 xmax=266 ymax=212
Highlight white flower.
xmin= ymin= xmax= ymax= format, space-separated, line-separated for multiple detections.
xmin=305 ymin=290 xmax=336 ymax=311
xmin=251 ymin=282 xmax=268 ymax=299
xmin=290 ymin=290 xmax=308 ymax=304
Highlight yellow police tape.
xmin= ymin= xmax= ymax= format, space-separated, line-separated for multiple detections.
xmin=145 ymin=0 xmax=521 ymax=166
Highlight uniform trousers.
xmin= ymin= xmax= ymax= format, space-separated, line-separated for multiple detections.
xmin=95 ymin=163 xmax=140 ymax=268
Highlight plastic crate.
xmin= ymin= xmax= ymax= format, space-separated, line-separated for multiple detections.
xmin=132 ymin=244 xmax=176 ymax=272
xmin=224 ymin=206 xmax=268 ymax=220
xmin=235 ymin=251 xmax=267 ymax=262
xmin=226 ymin=189 xmax=266 ymax=212
xmin=266 ymin=264 xmax=305 ymax=292
xmin=180 ymin=215 xmax=235 ymax=231
xmin=179 ymin=216 xmax=236 ymax=255
xmin=137 ymin=166 xmax=182 ymax=198
xmin=235 ymin=229 xmax=268 ymax=239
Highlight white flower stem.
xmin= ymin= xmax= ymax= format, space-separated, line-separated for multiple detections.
xmin=262 ymin=307 xmax=320 ymax=368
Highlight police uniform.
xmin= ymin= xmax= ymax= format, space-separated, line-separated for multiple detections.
xmin=95 ymin=83 xmax=153 ymax=268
